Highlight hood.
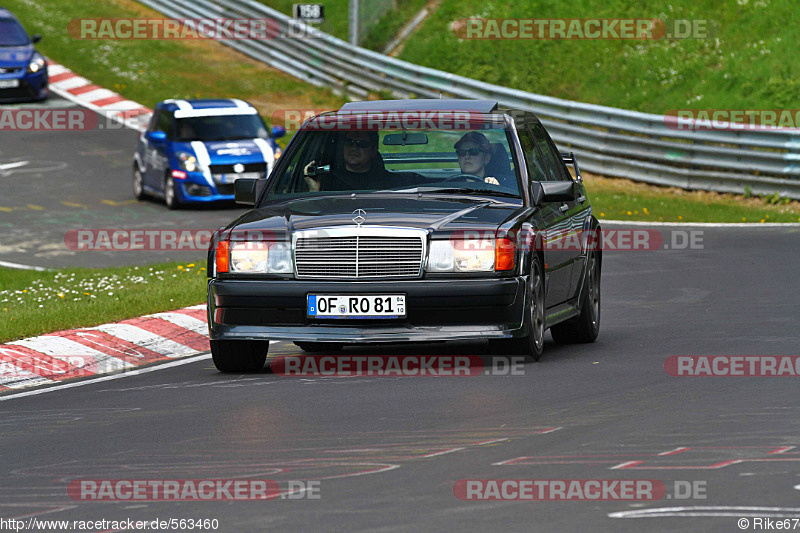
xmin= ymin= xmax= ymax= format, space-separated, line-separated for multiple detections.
xmin=201 ymin=139 xmax=273 ymax=165
xmin=230 ymin=195 xmax=526 ymax=236
xmin=0 ymin=45 xmax=33 ymax=68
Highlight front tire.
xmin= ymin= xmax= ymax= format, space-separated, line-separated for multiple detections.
xmin=133 ymin=165 xmax=146 ymax=200
xmin=550 ymin=251 xmax=600 ymax=344
xmin=210 ymin=339 xmax=269 ymax=373
xmin=490 ymin=255 xmax=545 ymax=362
xmin=164 ymin=173 xmax=180 ymax=210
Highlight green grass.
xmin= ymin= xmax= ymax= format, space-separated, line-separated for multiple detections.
xmin=0 ymin=260 xmax=208 ymax=343
xmin=585 ymin=174 xmax=800 ymax=223
xmin=398 ymin=0 xmax=800 ymax=113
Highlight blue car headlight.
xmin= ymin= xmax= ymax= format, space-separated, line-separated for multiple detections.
xmin=27 ymin=53 xmax=46 ymax=74
xmin=176 ymin=151 xmax=199 ymax=172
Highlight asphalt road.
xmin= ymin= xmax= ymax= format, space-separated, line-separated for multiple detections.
xmin=0 ymin=95 xmax=248 ymax=269
xmin=1 ymin=226 xmax=799 ymax=532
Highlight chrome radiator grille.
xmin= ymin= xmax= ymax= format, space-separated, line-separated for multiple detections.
xmin=294 ymin=228 xmax=425 ymax=279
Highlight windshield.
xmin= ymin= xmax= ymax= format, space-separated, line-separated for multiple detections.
xmin=0 ymin=19 xmax=30 ymax=47
xmin=174 ymin=114 xmax=268 ymax=142
xmin=266 ymin=123 xmax=521 ymax=200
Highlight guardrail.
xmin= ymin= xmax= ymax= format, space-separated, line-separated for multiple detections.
xmin=138 ymin=0 xmax=800 ymax=199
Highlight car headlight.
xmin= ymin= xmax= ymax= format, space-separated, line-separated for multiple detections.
xmin=27 ymin=54 xmax=45 ymax=74
xmin=426 ymin=238 xmax=515 ymax=273
xmin=227 ymin=242 xmax=293 ymax=274
xmin=273 ymin=148 xmax=282 ymax=161
xmin=176 ymin=151 xmax=198 ymax=172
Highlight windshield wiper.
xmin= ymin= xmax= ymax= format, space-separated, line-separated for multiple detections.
xmin=383 ymin=186 xmax=520 ymax=199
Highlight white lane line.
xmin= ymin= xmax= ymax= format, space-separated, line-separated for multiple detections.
xmin=420 ymin=447 xmax=466 ymax=458
xmin=609 ymin=460 xmax=640 ymax=469
xmin=0 ymin=260 xmax=48 ymax=271
xmin=601 ymin=219 xmax=800 ymax=227
xmin=659 ymin=447 xmax=690 ymax=456
xmin=0 ymin=353 xmax=211 ymax=402
xmin=90 ymin=324 xmax=198 ymax=357
xmin=474 ymin=438 xmax=509 ymax=446
xmin=492 ymin=456 xmax=528 ymax=466
xmin=609 ymin=506 xmax=800 ymax=519
xmin=539 ymin=427 xmax=562 ymax=434
xmin=147 ymin=312 xmax=208 ymax=335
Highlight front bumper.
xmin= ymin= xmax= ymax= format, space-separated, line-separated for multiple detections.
xmin=208 ymin=277 xmax=527 ymax=343
xmin=176 ymin=173 xmax=234 ymax=203
xmin=0 ymin=70 xmax=48 ymax=102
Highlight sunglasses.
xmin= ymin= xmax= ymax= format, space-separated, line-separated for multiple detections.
xmin=344 ymin=137 xmax=373 ymax=149
xmin=456 ymin=148 xmax=484 ymax=157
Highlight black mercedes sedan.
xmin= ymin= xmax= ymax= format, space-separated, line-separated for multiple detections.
xmin=206 ymin=99 xmax=601 ymax=372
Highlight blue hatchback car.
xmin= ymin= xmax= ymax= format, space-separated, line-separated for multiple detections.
xmin=0 ymin=8 xmax=48 ymax=102
xmin=133 ymin=99 xmax=285 ymax=208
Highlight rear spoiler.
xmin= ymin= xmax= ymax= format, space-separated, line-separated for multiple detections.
xmin=560 ymin=152 xmax=582 ymax=183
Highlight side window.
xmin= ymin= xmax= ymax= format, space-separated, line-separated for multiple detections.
xmin=157 ymin=112 xmax=174 ymax=140
xmin=531 ymin=123 xmax=569 ymax=181
xmin=515 ymin=126 xmax=547 ymax=183
xmin=146 ymin=110 xmax=161 ymax=133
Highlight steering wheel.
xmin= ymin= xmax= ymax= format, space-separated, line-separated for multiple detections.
xmin=442 ymin=173 xmax=486 ymax=183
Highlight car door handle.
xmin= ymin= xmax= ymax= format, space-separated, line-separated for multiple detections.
xmin=577 ymin=195 xmax=586 ymax=204
xmin=559 ymin=204 xmax=569 ymax=212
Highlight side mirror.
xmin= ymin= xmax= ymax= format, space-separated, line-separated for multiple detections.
xmin=532 ymin=181 xmax=575 ymax=205
xmin=147 ymin=130 xmax=167 ymax=142
xmin=271 ymin=126 xmax=286 ymax=139
xmin=31 ymin=34 xmax=42 ymax=44
xmin=234 ymin=178 xmax=267 ymax=206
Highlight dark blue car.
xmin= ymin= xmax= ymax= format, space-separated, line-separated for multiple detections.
xmin=0 ymin=8 xmax=48 ymax=102
xmin=133 ymin=99 xmax=285 ymax=208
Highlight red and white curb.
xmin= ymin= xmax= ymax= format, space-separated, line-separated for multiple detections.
xmin=46 ymin=59 xmax=152 ymax=132
xmin=0 ymin=304 xmax=209 ymax=391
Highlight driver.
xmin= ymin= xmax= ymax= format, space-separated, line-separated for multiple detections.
xmin=304 ymin=131 xmax=391 ymax=191
xmin=454 ymin=131 xmax=500 ymax=185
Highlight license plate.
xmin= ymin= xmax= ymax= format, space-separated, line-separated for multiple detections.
xmin=308 ymin=294 xmax=406 ymax=319
xmin=218 ymin=172 xmax=261 ymax=184
xmin=0 ymin=79 xmax=19 ymax=89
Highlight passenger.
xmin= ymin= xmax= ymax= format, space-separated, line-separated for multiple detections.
xmin=454 ymin=131 xmax=501 ymax=185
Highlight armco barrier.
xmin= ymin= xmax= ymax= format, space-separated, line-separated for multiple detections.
xmin=137 ymin=0 xmax=800 ymax=199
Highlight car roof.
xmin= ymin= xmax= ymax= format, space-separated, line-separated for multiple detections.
xmin=157 ymin=98 xmax=256 ymax=112
xmin=157 ymin=98 xmax=260 ymax=118
xmin=0 ymin=8 xmax=20 ymax=20
xmin=338 ymin=99 xmax=499 ymax=114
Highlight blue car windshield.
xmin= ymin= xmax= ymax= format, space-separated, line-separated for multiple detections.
xmin=174 ymin=114 xmax=268 ymax=142
xmin=0 ymin=19 xmax=30 ymax=46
